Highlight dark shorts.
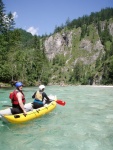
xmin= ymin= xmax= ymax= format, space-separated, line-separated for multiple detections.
xmin=11 ymin=106 xmax=23 ymax=115
xmin=32 ymin=102 xmax=43 ymax=109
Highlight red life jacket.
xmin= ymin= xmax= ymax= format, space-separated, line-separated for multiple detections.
xmin=9 ymin=90 xmax=26 ymax=105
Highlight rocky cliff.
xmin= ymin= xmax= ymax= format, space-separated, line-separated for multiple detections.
xmin=44 ymin=19 xmax=113 ymax=85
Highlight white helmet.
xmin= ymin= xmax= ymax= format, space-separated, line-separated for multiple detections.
xmin=39 ymin=85 xmax=45 ymax=90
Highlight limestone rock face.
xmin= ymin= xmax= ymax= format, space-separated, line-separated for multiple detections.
xmin=44 ymin=20 xmax=112 ymax=66
xmin=44 ymin=32 xmax=73 ymax=60
xmin=43 ymin=19 xmax=113 ymax=85
xmin=44 ymin=31 xmax=104 ymax=65
xmin=109 ymin=22 xmax=113 ymax=36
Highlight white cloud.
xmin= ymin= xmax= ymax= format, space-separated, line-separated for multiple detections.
xmin=12 ymin=12 xmax=18 ymax=19
xmin=27 ymin=26 xmax=39 ymax=35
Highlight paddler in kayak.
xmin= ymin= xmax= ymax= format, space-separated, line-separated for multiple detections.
xmin=9 ymin=82 xmax=27 ymax=116
xmin=32 ymin=85 xmax=50 ymax=109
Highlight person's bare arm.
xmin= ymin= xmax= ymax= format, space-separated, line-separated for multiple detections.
xmin=17 ymin=92 xmax=27 ymax=115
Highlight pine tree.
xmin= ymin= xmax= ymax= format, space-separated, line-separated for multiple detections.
xmin=0 ymin=0 xmax=5 ymax=33
xmin=5 ymin=12 xmax=15 ymax=31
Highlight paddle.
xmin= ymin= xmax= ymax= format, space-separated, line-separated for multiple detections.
xmin=2 ymin=105 xmax=12 ymax=107
xmin=2 ymin=99 xmax=66 ymax=107
xmin=56 ymin=100 xmax=66 ymax=106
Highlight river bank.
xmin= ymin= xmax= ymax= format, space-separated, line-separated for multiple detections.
xmin=0 ymin=82 xmax=11 ymax=88
xmin=1 ymin=82 xmax=113 ymax=88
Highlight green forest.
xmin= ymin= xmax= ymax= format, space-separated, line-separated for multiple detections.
xmin=0 ymin=0 xmax=50 ymax=86
xmin=0 ymin=0 xmax=113 ymax=86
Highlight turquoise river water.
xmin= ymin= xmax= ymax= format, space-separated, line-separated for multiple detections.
xmin=0 ymin=85 xmax=113 ymax=150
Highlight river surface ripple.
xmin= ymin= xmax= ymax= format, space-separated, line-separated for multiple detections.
xmin=0 ymin=85 xmax=113 ymax=150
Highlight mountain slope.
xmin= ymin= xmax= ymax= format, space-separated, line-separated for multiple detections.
xmin=44 ymin=18 xmax=113 ymax=85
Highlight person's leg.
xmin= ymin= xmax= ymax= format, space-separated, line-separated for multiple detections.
xmin=32 ymin=102 xmax=43 ymax=109
xmin=11 ymin=108 xmax=23 ymax=114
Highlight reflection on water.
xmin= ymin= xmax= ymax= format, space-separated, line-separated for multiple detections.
xmin=0 ymin=85 xmax=113 ymax=150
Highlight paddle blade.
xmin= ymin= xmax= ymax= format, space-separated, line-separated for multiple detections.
xmin=2 ymin=105 xmax=12 ymax=107
xmin=56 ymin=100 xmax=66 ymax=106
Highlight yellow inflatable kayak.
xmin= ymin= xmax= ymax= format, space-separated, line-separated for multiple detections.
xmin=1 ymin=101 xmax=57 ymax=124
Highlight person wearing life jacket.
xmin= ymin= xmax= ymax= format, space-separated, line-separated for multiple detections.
xmin=10 ymin=82 xmax=27 ymax=116
xmin=32 ymin=85 xmax=50 ymax=109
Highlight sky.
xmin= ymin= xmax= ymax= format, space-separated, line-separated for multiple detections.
xmin=3 ymin=0 xmax=113 ymax=36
